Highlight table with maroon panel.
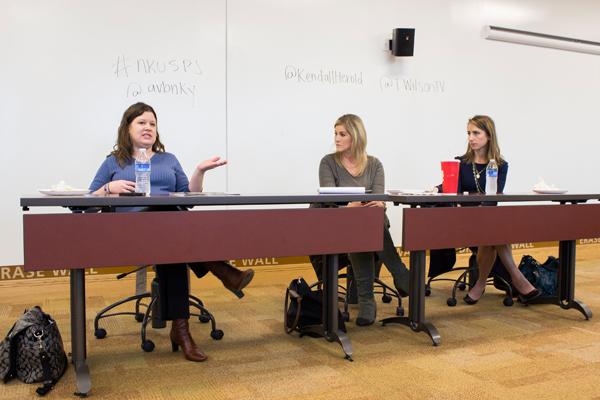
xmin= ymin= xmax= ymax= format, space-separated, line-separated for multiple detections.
xmin=384 ymin=193 xmax=600 ymax=346
xmin=21 ymin=193 xmax=387 ymax=396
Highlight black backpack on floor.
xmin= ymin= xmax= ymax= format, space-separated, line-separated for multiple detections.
xmin=284 ymin=277 xmax=346 ymax=336
xmin=0 ymin=306 xmax=68 ymax=396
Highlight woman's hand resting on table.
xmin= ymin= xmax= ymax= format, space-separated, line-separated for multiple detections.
xmin=107 ymin=180 xmax=136 ymax=194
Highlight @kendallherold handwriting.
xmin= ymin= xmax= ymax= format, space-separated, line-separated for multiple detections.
xmin=284 ymin=65 xmax=363 ymax=86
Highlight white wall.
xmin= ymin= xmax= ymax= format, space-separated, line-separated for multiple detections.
xmin=1 ymin=0 xmax=599 ymax=266
xmin=225 ymin=0 xmax=600 ymax=241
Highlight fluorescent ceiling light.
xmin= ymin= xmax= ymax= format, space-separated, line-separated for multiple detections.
xmin=483 ymin=25 xmax=600 ymax=56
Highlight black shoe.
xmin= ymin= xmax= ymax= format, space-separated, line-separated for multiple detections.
xmin=463 ymin=288 xmax=484 ymax=305
xmin=463 ymin=293 xmax=479 ymax=305
xmin=355 ymin=317 xmax=375 ymax=326
xmin=518 ymin=288 xmax=541 ymax=304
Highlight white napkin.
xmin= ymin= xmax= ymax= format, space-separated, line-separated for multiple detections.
xmin=533 ymin=178 xmax=558 ymax=191
xmin=51 ymin=180 xmax=76 ymax=191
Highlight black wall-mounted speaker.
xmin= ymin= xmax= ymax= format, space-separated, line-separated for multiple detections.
xmin=389 ymin=28 xmax=415 ymax=56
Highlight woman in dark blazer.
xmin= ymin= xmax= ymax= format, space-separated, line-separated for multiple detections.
xmin=443 ymin=115 xmax=540 ymax=305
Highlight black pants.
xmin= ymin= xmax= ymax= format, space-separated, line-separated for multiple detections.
xmin=141 ymin=205 xmax=214 ymax=321
xmin=155 ymin=262 xmax=211 ymax=320
xmin=376 ymin=227 xmax=407 ymax=277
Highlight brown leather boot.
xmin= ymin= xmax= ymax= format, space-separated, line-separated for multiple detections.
xmin=206 ymin=262 xmax=254 ymax=298
xmin=170 ymin=319 xmax=208 ymax=362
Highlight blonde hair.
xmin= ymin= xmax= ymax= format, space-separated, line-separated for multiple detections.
xmin=333 ymin=114 xmax=368 ymax=175
xmin=462 ymin=115 xmax=505 ymax=165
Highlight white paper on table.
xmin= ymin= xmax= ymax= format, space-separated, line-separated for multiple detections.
xmin=318 ymin=187 xmax=366 ymax=194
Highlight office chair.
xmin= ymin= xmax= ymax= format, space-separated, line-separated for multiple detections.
xmin=93 ymin=265 xmax=223 ymax=352
xmin=309 ymin=254 xmax=404 ymax=321
xmin=426 ymin=248 xmax=514 ymax=307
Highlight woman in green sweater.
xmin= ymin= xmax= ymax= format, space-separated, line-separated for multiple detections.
xmin=317 ymin=114 xmax=409 ymax=326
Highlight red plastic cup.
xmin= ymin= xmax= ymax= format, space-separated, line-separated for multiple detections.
xmin=441 ymin=161 xmax=460 ymax=194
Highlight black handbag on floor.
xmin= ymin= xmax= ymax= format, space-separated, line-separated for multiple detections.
xmin=284 ymin=277 xmax=346 ymax=335
xmin=0 ymin=306 xmax=68 ymax=396
xmin=519 ymin=255 xmax=559 ymax=296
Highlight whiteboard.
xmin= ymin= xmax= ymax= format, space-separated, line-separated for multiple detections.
xmin=2 ymin=0 xmax=600 ymax=266
xmin=0 ymin=0 xmax=226 ymax=265
xmin=225 ymin=0 xmax=600 ymax=241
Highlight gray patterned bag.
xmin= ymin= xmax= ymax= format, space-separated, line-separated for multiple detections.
xmin=0 ymin=306 xmax=67 ymax=396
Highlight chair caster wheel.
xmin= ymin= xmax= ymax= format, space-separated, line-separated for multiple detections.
xmin=396 ymin=307 xmax=404 ymax=316
xmin=134 ymin=313 xmax=144 ymax=323
xmin=199 ymin=314 xmax=211 ymax=323
xmin=447 ymin=297 xmax=457 ymax=307
xmin=211 ymin=329 xmax=224 ymax=340
xmin=94 ymin=328 xmax=107 ymax=339
xmin=458 ymin=283 xmax=467 ymax=291
xmin=141 ymin=340 xmax=155 ymax=352
xmin=382 ymin=294 xmax=392 ymax=303
xmin=503 ymin=297 xmax=514 ymax=307
xmin=342 ymin=312 xmax=350 ymax=322
xmin=425 ymin=287 xmax=432 ymax=297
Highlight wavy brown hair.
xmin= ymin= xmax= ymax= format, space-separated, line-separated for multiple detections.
xmin=333 ymin=114 xmax=368 ymax=175
xmin=462 ymin=115 xmax=505 ymax=165
xmin=112 ymin=102 xmax=165 ymax=167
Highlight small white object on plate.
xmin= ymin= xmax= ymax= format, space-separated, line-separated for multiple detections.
xmin=40 ymin=180 xmax=89 ymax=195
xmin=51 ymin=180 xmax=74 ymax=191
xmin=532 ymin=178 xmax=567 ymax=195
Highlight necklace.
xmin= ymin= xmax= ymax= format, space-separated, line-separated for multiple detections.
xmin=472 ymin=164 xmax=485 ymax=179
xmin=472 ymin=163 xmax=485 ymax=193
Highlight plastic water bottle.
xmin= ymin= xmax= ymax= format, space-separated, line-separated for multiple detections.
xmin=135 ymin=148 xmax=151 ymax=194
xmin=485 ymin=159 xmax=498 ymax=194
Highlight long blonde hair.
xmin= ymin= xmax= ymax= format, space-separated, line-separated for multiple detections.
xmin=333 ymin=114 xmax=368 ymax=175
xmin=462 ymin=115 xmax=505 ymax=165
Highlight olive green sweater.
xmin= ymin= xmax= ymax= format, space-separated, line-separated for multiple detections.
xmin=318 ymin=153 xmax=385 ymax=193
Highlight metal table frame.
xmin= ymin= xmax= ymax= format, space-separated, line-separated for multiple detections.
xmin=382 ymin=193 xmax=600 ymax=346
xmin=21 ymin=193 xmax=387 ymax=396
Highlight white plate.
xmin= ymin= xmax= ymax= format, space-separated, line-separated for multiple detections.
xmin=39 ymin=189 xmax=90 ymax=196
xmin=387 ymin=189 xmax=434 ymax=195
xmin=532 ymin=189 xmax=568 ymax=195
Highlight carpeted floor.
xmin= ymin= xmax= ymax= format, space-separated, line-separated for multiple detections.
xmin=1 ymin=246 xmax=599 ymax=399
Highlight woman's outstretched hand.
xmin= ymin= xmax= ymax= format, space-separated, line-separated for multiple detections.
xmin=197 ymin=156 xmax=227 ymax=173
